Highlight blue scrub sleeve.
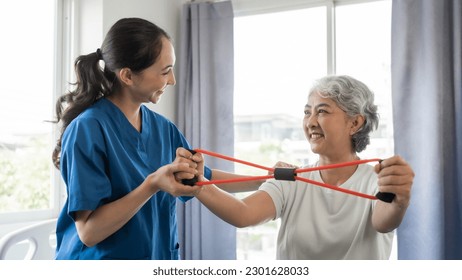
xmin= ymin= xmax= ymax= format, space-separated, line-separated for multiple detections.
xmin=61 ymin=118 xmax=113 ymax=216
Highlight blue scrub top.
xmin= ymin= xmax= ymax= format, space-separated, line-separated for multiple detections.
xmin=55 ymin=98 xmax=211 ymax=260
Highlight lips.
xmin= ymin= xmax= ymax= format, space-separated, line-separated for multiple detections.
xmin=157 ymin=86 xmax=168 ymax=95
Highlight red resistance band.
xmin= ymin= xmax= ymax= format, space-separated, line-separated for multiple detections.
xmin=183 ymin=148 xmax=395 ymax=203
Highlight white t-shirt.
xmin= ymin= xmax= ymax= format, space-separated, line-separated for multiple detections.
xmin=259 ymin=163 xmax=393 ymax=260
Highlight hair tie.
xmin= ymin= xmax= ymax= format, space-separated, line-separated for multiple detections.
xmin=96 ymin=48 xmax=103 ymax=60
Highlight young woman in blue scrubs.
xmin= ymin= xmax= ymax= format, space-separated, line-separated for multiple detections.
xmin=52 ymin=18 xmax=258 ymax=260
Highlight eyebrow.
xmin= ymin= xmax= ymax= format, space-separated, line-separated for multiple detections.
xmin=305 ymin=103 xmax=332 ymax=110
xmin=161 ymin=65 xmax=174 ymax=71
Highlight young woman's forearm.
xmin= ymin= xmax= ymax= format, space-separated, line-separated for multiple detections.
xmin=75 ymin=163 xmax=200 ymax=247
xmin=75 ymin=179 xmax=157 ymax=247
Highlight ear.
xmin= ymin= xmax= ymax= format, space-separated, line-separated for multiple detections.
xmin=117 ymin=68 xmax=133 ymax=86
xmin=350 ymin=115 xmax=365 ymax=135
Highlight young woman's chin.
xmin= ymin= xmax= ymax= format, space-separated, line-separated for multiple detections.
xmin=149 ymin=92 xmax=163 ymax=104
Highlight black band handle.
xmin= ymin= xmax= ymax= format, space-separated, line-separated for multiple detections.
xmin=375 ymin=159 xmax=395 ymax=203
xmin=375 ymin=192 xmax=395 ymax=203
xmin=273 ymin=167 xmax=297 ymax=181
xmin=181 ymin=149 xmax=199 ymax=186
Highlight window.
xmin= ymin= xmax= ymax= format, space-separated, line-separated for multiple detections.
xmin=233 ymin=0 xmax=393 ymax=259
xmin=0 ymin=0 xmax=70 ymax=223
xmin=335 ymin=1 xmax=394 ymax=159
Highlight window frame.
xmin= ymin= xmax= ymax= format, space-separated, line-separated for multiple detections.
xmin=0 ymin=0 xmax=76 ymax=225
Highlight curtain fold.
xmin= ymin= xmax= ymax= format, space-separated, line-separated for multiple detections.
xmin=176 ymin=1 xmax=236 ymax=260
xmin=391 ymin=0 xmax=462 ymax=259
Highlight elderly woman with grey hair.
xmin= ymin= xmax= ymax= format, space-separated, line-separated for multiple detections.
xmin=181 ymin=75 xmax=414 ymax=260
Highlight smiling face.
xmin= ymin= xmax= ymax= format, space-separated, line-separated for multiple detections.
xmin=303 ymin=92 xmax=360 ymax=159
xmin=129 ymin=37 xmax=176 ymax=104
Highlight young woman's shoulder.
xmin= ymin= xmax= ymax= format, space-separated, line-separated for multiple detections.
xmin=74 ymin=98 xmax=112 ymax=121
xmin=140 ymin=104 xmax=180 ymax=130
xmin=64 ymin=99 xmax=116 ymax=138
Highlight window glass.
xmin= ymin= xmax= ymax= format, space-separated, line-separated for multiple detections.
xmin=234 ymin=7 xmax=327 ymax=259
xmin=234 ymin=0 xmax=393 ymax=259
xmin=336 ymin=1 xmax=394 ymax=159
xmin=0 ymin=1 xmax=56 ymax=214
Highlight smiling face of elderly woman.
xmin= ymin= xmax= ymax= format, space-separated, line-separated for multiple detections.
xmin=303 ymin=91 xmax=363 ymax=159
xmin=303 ymin=75 xmax=379 ymax=159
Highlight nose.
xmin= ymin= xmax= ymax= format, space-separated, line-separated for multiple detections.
xmin=304 ymin=113 xmax=318 ymax=129
xmin=168 ymin=71 xmax=176 ymax=86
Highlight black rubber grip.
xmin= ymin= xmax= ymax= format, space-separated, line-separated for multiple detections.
xmin=375 ymin=160 xmax=395 ymax=203
xmin=181 ymin=149 xmax=198 ymax=186
xmin=273 ymin=167 xmax=297 ymax=181
xmin=375 ymin=192 xmax=395 ymax=203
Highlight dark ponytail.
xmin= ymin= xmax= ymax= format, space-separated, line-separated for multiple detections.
xmin=52 ymin=18 xmax=170 ymax=169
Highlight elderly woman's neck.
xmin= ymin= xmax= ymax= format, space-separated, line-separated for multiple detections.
xmin=319 ymin=152 xmax=359 ymax=165
xmin=318 ymin=153 xmax=360 ymax=186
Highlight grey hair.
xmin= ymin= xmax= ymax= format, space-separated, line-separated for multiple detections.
xmin=308 ymin=75 xmax=379 ymax=153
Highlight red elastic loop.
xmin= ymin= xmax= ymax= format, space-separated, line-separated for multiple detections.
xmin=192 ymin=148 xmax=380 ymax=200
xmin=195 ymin=149 xmax=274 ymax=172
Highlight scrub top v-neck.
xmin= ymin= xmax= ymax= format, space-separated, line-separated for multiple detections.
xmin=55 ymin=98 xmax=210 ymax=260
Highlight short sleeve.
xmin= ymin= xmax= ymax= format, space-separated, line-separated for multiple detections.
xmin=259 ymin=180 xmax=284 ymax=220
xmin=60 ymin=118 xmax=111 ymax=218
